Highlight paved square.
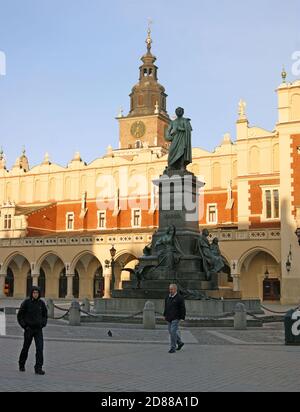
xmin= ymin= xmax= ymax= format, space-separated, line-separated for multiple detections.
xmin=1 ymin=316 xmax=300 ymax=392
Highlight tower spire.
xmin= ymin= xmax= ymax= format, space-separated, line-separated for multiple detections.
xmin=146 ymin=19 xmax=153 ymax=53
xmin=281 ymin=66 xmax=287 ymax=83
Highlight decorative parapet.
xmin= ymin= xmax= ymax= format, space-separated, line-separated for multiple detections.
xmin=0 ymin=229 xmax=280 ymax=248
xmin=208 ymin=229 xmax=281 ymax=242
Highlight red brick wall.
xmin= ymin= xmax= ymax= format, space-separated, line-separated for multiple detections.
xmin=199 ymin=191 xmax=238 ymax=225
xmin=27 ymin=199 xmax=159 ymax=234
xmin=27 ymin=190 xmax=239 ymax=235
xmin=291 ymin=134 xmax=300 ymax=217
xmin=249 ymin=179 xmax=280 ymax=228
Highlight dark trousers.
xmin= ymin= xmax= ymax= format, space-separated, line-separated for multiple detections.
xmin=19 ymin=328 xmax=44 ymax=370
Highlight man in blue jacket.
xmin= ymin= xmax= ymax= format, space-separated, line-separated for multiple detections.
xmin=17 ymin=286 xmax=48 ymax=375
xmin=164 ymin=284 xmax=186 ymax=354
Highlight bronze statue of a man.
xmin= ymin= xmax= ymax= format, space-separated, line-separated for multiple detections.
xmin=198 ymin=229 xmax=225 ymax=280
xmin=165 ymin=107 xmax=192 ymax=171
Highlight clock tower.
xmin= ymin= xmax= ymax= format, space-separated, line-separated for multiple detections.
xmin=118 ymin=28 xmax=170 ymax=150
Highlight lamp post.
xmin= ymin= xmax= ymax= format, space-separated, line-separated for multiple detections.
xmin=110 ymin=245 xmax=117 ymax=292
xmin=286 ymin=245 xmax=292 ymax=273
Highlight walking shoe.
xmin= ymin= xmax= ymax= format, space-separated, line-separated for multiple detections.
xmin=35 ymin=369 xmax=46 ymax=375
xmin=168 ymin=349 xmax=176 ymax=354
xmin=177 ymin=343 xmax=185 ymax=351
xmin=19 ymin=365 xmax=25 ymax=372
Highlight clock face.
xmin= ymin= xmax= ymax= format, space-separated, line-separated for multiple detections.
xmin=131 ymin=121 xmax=146 ymax=139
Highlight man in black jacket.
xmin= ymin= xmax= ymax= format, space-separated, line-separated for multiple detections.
xmin=164 ymin=284 xmax=186 ymax=354
xmin=17 ymin=286 xmax=48 ymax=375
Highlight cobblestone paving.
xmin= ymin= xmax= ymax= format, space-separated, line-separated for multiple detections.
xmin=1 ymin=315 xmax=300 ymax=392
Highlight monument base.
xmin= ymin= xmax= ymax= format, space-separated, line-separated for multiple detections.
xmin=95 ymin=297 xmax=263 ymax=317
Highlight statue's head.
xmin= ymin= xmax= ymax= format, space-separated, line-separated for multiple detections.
xmin=212 ymin=237 xmax=219 ymax=244
xmin=167 ymin=225 xmax=176 ymax=235
xmin=175 ymin=107 xmax=184 ymax=118
xmin=202 ymin=229 xmax=209 ymax=237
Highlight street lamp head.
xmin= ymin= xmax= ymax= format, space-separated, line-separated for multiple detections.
xmin=264 ymin=269 xmax=270 ymax=280
xmin=286 ymin=258 xmax=292 ymax=273
xmin=295 ymin=228 xmax=300 ymax=246
xmin=110 ymin=245 xmax=117 ymax=259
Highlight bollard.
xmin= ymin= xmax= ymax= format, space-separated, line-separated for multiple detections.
xmin=143 ymin=301 xmax=156 ymax=330
xmin=0 ymin=311 xmax=6 ymax=336
xmin=234 ymin=303 xmax=247 ymax=330
xmin=47 ymin=299 xmax=54 ymax=319
xmin=69 ymin=300 xmax=81 ymax=326
xmin=81 ymin=298 xmax=90 ymax=314
xmin=94 ymin=299 xmax=102 ymax=314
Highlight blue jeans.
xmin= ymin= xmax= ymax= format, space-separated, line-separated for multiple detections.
xmin=168 ymin=320 xmax=183 ymax=351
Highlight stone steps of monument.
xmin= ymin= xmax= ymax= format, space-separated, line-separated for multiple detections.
xmin=112 ymin=288 xmax=241 ymax=301
xmin=113 ymin=289 xmax=179 ymax=299
xmin=123 ymin=280 xmax=214 ymax=290
xmin=206 ymin=289 xmax=242 ymax=300
xmin=162 ymin=272 xmax=208 ymax=281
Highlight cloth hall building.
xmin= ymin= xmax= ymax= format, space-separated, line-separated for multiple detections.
xmin=0 ymin=32 xmax=300 ymax=305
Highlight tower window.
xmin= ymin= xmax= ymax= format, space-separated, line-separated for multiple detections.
xmin=4 ymin=214 xmax=12 ymax=230
xmin=66 ymin=213 xmax=75 ymax=231
xmin=138 ymin=95 xmax=144 ymax=106
xmin=143 ymin=68 xmax=148 ymax=76
xmin=132 ymin=209 xmax=141 ymax=227
xmin=97 ymin=211 xmax=107 ymax=229
xmin=149 ymin=68 xmax=153 ymax=76
xmin=207 ymin=204 xmax=218 ymax=225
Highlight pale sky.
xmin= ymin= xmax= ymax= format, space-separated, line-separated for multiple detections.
xmin=0 ymin=0 xmax=299 ymax=168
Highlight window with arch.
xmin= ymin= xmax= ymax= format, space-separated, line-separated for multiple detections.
xmin=65 ymin=177 xmax=71 ymax=199
xmin=232 ymin=160 xmax=238 ymax=183
xmin=291 ymin=94 xmax=300 ymax=120
xmin=212 ymin=162 xmax=221 ymax=188
xmin=80 ymin=175 xmax=87 ymax=197
xmin=6 ymin=182 xmax=11 ymax=201
xmin=49 ymin=178 xmax=56 ymax=200
xmin=34 ymin=180 xmax=41 ymax=202
xmin=249 ymin=146 xmax=260 ymax=174
xmin=20 ymin=181 xmax=26 ymax=203
xmin=273 ymin=144 xmax=280 ymax=172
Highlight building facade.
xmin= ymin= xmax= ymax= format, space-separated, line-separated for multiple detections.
xmin=0 ymin=32 xmax=300 ymax=304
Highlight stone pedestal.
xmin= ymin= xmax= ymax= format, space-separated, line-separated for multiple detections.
xmin=154 ymin=171 xmax=204 ymax=233
xmin=112 ymin=170 xmax=235 ymax=301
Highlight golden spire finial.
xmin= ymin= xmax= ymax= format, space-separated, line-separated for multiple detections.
xmin=281 ymin=66 xmax=287 ymax=83
xmin=146 ymin=18 xmax=153 ymax=52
